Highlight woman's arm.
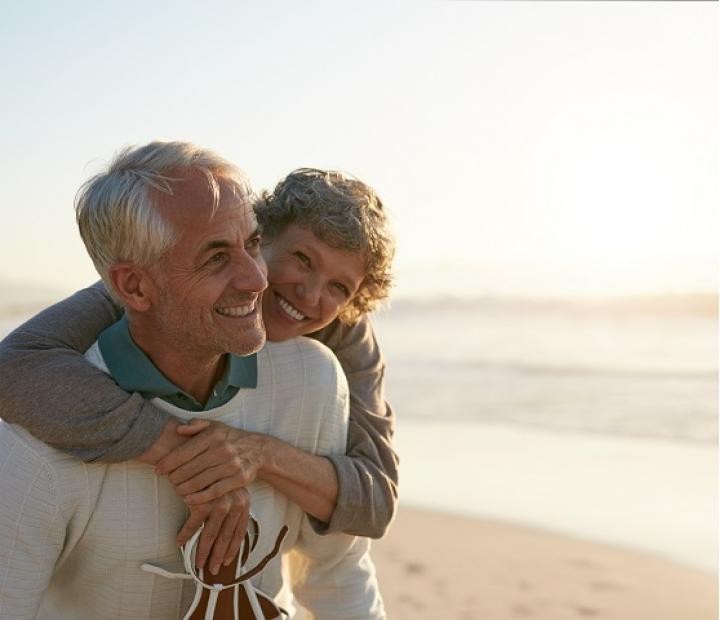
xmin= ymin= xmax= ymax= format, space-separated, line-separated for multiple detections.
xmin=161 ymin=423 xmax=340 ymax=524
xmin=160 ymin=315 xmax=399 ymax=539
xmin=309 ymin=315 xmax=399 ymax=538
xmin=0 ymin=282 xmax=170 ymax=462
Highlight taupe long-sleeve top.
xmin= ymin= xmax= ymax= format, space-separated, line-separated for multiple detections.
xmin=0 ymin=283 xmax=398 ymax=538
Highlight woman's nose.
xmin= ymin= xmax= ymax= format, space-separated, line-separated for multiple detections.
xmin=297 ymin=275 xmax=323 ymax=307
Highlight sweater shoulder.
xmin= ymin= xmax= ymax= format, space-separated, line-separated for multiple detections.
xmin=0 ymin=422 xmax=91 ymax=517
xmin=0 ymin=421 xmax=86 ymax=469
xmin=261 ymin=337 xmax=347 ymax=395
xmin=264 ymin=336 xmax=337 ymax=364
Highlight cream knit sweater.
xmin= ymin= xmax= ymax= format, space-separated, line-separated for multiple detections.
xmin=0 ymin=337 xmax=384 ymax=619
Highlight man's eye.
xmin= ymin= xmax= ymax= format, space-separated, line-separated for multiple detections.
xmin=207 ymin=252 xmax=228 ymax=265
xmin=294 ymin=252 xmax=310 ymax=266
xmin=246 ymin=237 xmax=261 ymax=251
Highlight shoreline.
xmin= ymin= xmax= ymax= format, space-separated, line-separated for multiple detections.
xmin=390 ymin=420 xmax=718 ymax=573
xmin=371 ymin=507 xmax=718 ymax=620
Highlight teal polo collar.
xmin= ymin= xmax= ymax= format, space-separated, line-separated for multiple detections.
xmin=97 ymin=315 xmax=257 ymax=411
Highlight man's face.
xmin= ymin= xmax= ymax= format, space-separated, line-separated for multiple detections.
xmin=148 ymin=172 xmax=268 ymax=359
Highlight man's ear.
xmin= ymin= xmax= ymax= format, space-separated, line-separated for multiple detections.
xmin=108 ymin=263 xmax=155 ymax=312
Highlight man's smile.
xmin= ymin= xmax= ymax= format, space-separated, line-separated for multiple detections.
xmin=215 ymin=300 xmax=258 ymax=318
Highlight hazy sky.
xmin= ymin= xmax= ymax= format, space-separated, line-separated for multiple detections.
xmin=1 ymin=2 xmax=716 ymax=299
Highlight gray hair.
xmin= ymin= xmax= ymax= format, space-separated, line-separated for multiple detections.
xmin=255 ymin=168 xmax=395 ymax=323
xmin=75 ymin=141 xmax=251 ymax=291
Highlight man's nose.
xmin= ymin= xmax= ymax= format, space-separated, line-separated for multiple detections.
xmin=231 ymin=252 xmax=268 ymax=293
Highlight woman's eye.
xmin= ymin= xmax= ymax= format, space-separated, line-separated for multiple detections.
xmin=294 ymin=252 xmax=310 ymax=266
xmin=333 ymin=282 xmax=350 ymax=297
xmin=246 ymin=237 xmax=261 ymax=252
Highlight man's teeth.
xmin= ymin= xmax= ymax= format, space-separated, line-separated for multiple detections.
xmin=278 ymin=297 xmax=306 ymax=321
xmin=216 ymin=303 xmax=255 ymax=317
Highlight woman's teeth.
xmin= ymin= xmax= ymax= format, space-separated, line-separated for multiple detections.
xmin=278 ymin=296 xmax=306 ymax=321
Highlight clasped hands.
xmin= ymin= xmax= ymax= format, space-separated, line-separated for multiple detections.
xmin=153 ymin=419 xmax=269 ymax=576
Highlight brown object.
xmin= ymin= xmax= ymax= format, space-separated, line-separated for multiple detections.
xmin=187 ymin=518 xmax=289 ymax=619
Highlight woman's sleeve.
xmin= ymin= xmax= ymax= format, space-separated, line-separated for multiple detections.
xmin=0 ymin=282 xmax=171 ymax=462
xmin=309 ymin=315 xmax=399 ymax=538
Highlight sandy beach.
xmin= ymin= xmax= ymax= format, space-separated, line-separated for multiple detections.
xmin=371 ymin=507 xmax=717 ymax=620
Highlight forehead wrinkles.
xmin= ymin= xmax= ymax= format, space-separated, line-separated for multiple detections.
xmin=154 ymin=170 xmax=253 ymax=231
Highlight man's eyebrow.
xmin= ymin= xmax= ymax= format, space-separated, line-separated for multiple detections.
xmin=201 ymin=240 xmax=231 ymax=253
xmin=200 ymin=226 xmax=263 ymax=254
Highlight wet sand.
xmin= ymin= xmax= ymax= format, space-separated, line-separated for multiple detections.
xmin=371 ymin=507 xmax=717 ymax=620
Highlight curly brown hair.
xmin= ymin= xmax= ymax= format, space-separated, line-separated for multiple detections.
xmin=255 ymin=168 xmax=395 ymax=323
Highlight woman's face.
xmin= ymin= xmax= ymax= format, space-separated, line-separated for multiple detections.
xmin=261 ymin=224 xmax=366 ymax=342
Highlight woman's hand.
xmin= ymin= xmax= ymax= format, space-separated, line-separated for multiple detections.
xmin=155 ymin=421 xmax=268 ymax=503
xmin=149 ymin=419 xmax=258 ymax=573
xmin=156 ymin=418 xmax=339 ymax=536
xmin=176 ymin=487 xmax=250 ymax=575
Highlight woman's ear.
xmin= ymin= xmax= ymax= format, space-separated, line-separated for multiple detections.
xmin=108 ymin=263 xmax=155 ymax=312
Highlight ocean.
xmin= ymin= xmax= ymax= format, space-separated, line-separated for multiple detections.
xmin=372 ymin=298 xmax=718 ymax=571
xmin=373 ymin=298 xmax=717 ymax=444
xmin=1 ymin=297 xmax=718 ymax=571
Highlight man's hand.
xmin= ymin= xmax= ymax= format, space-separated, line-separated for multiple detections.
xmin=155 ymin=421 xmax=268 ymax=505
xmin=176 ymin=487 xmax=250 ymax=575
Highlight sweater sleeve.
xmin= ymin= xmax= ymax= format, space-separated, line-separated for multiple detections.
xmin=287 ymin=343 xmax=385 ymax=619
xmin=308 ymin=316 xmax=399 ymax=538
xmin=290 ymin=522 xmax=385 ymax=619
xmin=0 ymin=282 xmax=172 ymax=462
xmin=0 ymin=430 xmax=67 ymax=619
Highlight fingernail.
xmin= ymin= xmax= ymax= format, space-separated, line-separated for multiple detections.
xmin=211 ymin=565 xmax=218 ymax=575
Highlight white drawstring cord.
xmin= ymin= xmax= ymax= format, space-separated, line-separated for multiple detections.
xmin=142 ymin=526 xmax=244 ymax=619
